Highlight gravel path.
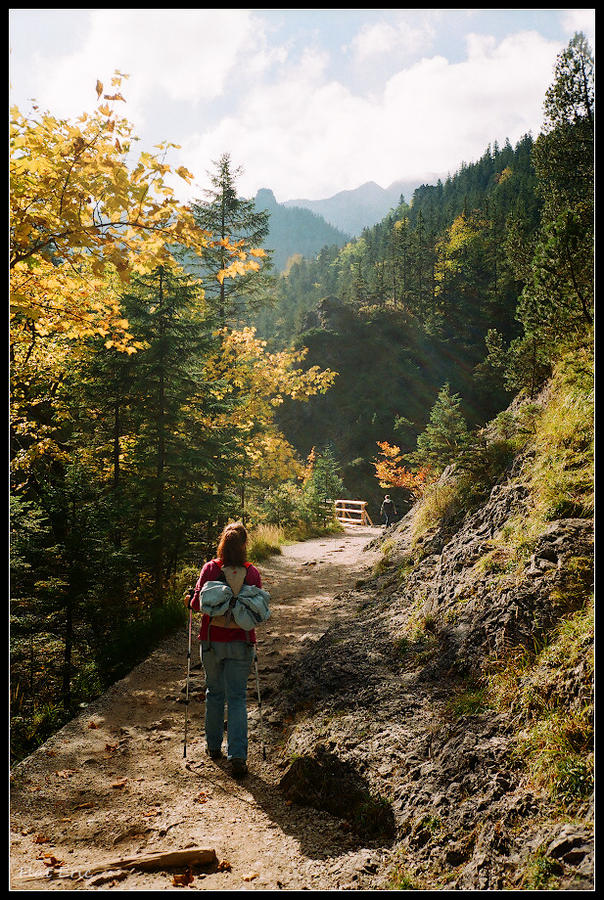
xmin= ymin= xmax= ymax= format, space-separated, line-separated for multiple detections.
xmin=10 ymin=528 xmax=383 ymax=891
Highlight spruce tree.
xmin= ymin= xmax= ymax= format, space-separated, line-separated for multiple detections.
xmin=188 ymin=153 xmax=274 ymax=327
xmin=408 ymin=383 xmax=471 ymax=474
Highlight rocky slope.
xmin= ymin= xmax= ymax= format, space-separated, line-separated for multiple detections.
xmin=270 ymin=432 xmax=594 ymax=889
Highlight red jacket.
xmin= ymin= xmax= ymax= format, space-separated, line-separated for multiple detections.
xmin=190 ymin=559 xmax=262 ymax=643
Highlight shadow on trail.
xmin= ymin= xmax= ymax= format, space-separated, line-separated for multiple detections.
xmin=185 ymin=749 xmax=396 ymax=862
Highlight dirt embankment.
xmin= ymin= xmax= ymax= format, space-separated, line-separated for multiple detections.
xmin=10 ymin=527 xmax=386 ymax=892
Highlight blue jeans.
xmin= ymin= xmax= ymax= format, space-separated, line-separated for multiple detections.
xmin=200 ymin=641 xmax=254 ymax=760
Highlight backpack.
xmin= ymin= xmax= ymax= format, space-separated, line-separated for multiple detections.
xmin=200 ymin=562 xmax=271 ymax=630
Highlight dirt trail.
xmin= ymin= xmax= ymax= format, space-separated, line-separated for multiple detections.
xmin=10 ymin=527 xmax=383 ymax=891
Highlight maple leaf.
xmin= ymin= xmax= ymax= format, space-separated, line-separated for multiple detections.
xmin=175 ymin=166 xmax=193 ymax=182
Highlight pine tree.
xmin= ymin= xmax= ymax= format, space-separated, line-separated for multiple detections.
xmin=188 ymin=153 xmax=274 ymax=327
xmin=515 ymin=32 xmax=594 ymax=356
xmin=408 ymin=383 xmax=471 ymax=474
xmin=303 ymin=446 xmax=344 ymax=525
xmin=115 ymin=264 xmax=241 ymax=601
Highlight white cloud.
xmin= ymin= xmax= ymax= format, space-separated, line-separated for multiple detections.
xmin=560 ymin=8 xmax=595 ymax=45
xmin=349 ymin=15 xmax=436 ymax=62
xmin=176 ymin=28 xmax=562 ymax=202
xmin=11 ymin=9 xmax=272 ymax=127
xmin=11 ymin=11 xmax=571 ymax=203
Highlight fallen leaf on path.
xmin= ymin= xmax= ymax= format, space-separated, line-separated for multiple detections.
xmin=42 ymin=855 xmax=64 ymax=868
xmin=142 ymin=809 xmax=161 ymax=817
xmin=88 ymin=721 xmax=99 ymax=729
xmin=74 ymin=802 xmax=93 ymax=810
xmin=243 ymin=871 xmax=259 ymax=881
xmin=33 ymin=833 xmax=50 ymax=844
xmin=217 ymin=859 xmax=232 ymax=872
xmin=111 ymin=778 xmax=128 ymax=789
xmin=194 ymin=791 xmax=209 ymax=804
xmin=172 ymin=868 xmax=194 ymax=887
xmin=55 ymin=769 xmax=78 ymax=778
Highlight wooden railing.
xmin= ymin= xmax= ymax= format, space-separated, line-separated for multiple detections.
xmin=334 ymin=499 xmax=374 ymax=527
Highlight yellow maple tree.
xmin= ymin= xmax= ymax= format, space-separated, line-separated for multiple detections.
xmin=10 ymin=73 xmax=260 ymax=354
xmin=202 ymin=327 xmax=337 ymax=489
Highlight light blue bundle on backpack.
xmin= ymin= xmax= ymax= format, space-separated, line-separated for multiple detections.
xmin=200 ymin=581 xmax=271 ymax=630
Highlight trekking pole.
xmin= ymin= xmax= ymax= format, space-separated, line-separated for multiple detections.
xmin=183 ymin=590 xmax=194 ymax=759
xmin=253 ymin=646 xmax=267 ymax=760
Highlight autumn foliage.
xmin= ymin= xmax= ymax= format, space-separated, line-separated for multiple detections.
xmin=9 ymin=72 xmax=262 ymax=353
xmin=373 ymin=441 xmax=433 ymax=499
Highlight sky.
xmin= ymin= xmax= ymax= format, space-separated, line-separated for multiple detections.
xmin=9 ymin=8 xmax=596 ymax=204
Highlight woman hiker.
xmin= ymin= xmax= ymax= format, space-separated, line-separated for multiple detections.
xmin=186 ymin=522 xmax=263 ymax=779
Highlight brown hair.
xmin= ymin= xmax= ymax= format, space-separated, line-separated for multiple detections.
xmin=216 ymin=522 xmax=248 ymax=567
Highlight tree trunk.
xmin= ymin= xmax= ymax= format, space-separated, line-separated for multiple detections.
xmin=62 ymin=596 xmax=73 ymax=709
xmin=155 ymin=267 xmax=166 ymax=605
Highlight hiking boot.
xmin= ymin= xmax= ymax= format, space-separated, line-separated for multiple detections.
xmin=206 ymin=747 xmax=223 ymax=760
xmin=230 ymin=758 xmax=248 ymax=778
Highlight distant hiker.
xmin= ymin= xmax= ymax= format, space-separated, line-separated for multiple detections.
xmin=380 ymin=495 xmax=397 ymax=527
xmin=186 ymin=522 xmax=267 ymax=779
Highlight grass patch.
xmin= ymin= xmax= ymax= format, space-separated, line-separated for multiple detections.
xmin=387 ymin=856 xmax=424 ymax=890
xmin=411 ymin=438 xmax=516 ymax=546
xmin=486 ymin=600 xmax=593 ymax=806
xmin=446 ymin=685 xmax=489 ymax=719
xmin=248 ymin=524 xmax=285 ymax=562
xmin=373 ymin=538 xmax=395 ymax=575
xmin=522 ymin=846 xmax=563 ymax=890
xmin=516 ymin=708 xmax=593 ymax=803
xmin=528 ymin=349 xmax=594 ymax=523
xmin=411 ymin=481 xmax=462 ymax=544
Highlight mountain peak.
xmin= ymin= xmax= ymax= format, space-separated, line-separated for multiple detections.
xmin=255 ymin=188 xmax=278 ymax=207
xmin=282 ymin=180 xmax=421 ymax=236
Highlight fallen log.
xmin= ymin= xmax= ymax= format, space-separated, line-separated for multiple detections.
xmin=14 ymin=846 xmax=217 ymax=883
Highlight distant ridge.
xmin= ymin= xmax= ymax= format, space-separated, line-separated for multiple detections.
xmin=283 ymin=178 xmax=433 ymax=237
xmin=254 ymin=188 xmax=351 ymax=272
